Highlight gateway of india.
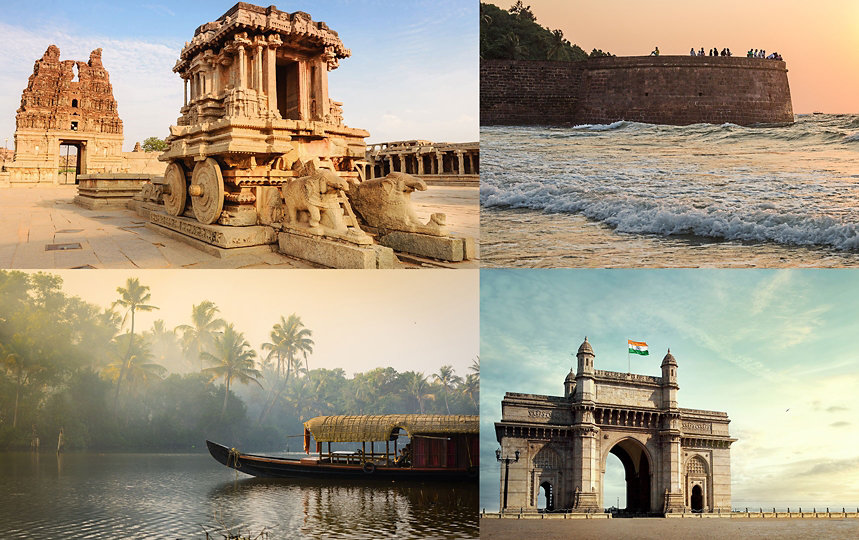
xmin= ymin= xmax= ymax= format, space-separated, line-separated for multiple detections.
xmin=495 ymin=337 xmax=735 ymax=515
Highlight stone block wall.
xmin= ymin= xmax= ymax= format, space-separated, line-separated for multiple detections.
xmin=481 ymin=56 xmax=794 ymax=127
xmin=481 ymin=59 xmax=583 ymax=125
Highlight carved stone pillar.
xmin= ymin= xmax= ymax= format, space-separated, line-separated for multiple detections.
xmin=265 ymin=40 xmax=279 ymax=114
xmin=254 ymin=45 xmax=263 ymax=92
xmin=456 ymin=151 xmax=464 ymax=175
xmin=183 ymin=77 xmax=188 ymax=106
xmin=436 ymin=152 xmax=443 ymax=175
xmin=211 ymin=63 xmax=220 ymax=96
xmin=237 ymin=46 xmax=247 ymax=89
xmin=417 ymin=153 xmax=424 ymax=175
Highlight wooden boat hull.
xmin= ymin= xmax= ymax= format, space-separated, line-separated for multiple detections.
xmin=206 ymin=440 xmax=478 ymax=481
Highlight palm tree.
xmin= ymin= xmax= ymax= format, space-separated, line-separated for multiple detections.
xmin=462 ymin=373 xmax=479 ymax=410
xmin=469 ymin=356 xmax=480 ymax=377
xmin=201 ymin=324 xmax=262 ymax=418
xmin=433 ymin=365 xmax=463 ymax=414
xmin=257 ymin=314 xmax=313 ymax=424
xmin=103 ymin=334 xmax=167 ymax=398
xmin=111 ymin=278 xmax=158 ymax=413
xmin=176 ymin=301 xmax=225 ymax=371
xmin=403 ymin=371 xmax=434 ymax=414
xmin=146 ymin=319 xmax=181 ymax=372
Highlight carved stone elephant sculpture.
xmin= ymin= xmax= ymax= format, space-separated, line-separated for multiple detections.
xmin=281 ymin=169 xmax=371 ymax=244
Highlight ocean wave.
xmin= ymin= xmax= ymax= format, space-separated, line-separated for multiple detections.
xmin=481 ymin=185 xmax=859 ymax=251
xmin=571 ymin=120 xmax=631 ymax=131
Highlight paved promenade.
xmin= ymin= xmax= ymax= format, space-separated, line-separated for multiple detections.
xmin=0 ymin=185 xmax=478 ymax=269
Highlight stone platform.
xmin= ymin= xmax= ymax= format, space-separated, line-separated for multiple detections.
xmin=74 ymin=173 xmax=159 ymax=209
xmin=0 ymin=185 xmax=477 ymax=268
xmin=277 ymin=230 xmax=395 ymax=269
xmin=378 ymin=231 xmax=475 ymax=262
xmin=148 ymin=211 xmax=277 ymax=250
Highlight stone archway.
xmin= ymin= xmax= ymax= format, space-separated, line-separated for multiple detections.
xmin=685 ymin=455 xmax=709 ymax=512
xmin=691 ymin=484 xmax=703 ymax=512
xmin=607 ymin=438 xmax=652 ymax=513
xmin=539 ymin=481 xmax=554 ymax=511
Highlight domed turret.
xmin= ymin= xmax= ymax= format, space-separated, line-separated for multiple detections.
xmin=575 ymin=337 xmax=595 ymax=401
xmin=660 ymin=348 xmax=678 ymax=409
xmin=564 ymin=368 xmax=576 ymax=398
xmin=577 ymin=336 xmax=594 ymax=356
xmin=661 ymin=349 xmax=676 ymax=367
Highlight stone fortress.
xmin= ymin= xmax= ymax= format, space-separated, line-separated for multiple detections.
xmin=481 ymin=56 xmax=794 ymax=126
xmin=495 ymin=337 xmax=735 ymax=515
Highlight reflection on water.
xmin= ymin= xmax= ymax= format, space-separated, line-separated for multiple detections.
xmin=0 ymin=452 xmax=477 ymax=539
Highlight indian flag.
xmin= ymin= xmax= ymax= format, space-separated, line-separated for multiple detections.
xmin=628 ymin=340 xmax=649 ymax=356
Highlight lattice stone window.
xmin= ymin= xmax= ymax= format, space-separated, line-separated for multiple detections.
xmin=533 ymin=446 xmax=560 ymax=470
xmin=687 ymin=456 xmax=707 ymax=474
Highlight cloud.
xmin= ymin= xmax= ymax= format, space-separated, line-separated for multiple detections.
xmin=142 ymin=4 xmax=175 ymax=17
xmin=799 ymin=457 xmax=859 ymax=477
xmin=827 ymin=405 xmax=849 ymax=413
xmin=830 ymin=421 xmax=851 ymax=428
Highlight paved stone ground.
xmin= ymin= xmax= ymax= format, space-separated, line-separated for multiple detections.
xmin=0 ymin=185 xmax=478 ymax=269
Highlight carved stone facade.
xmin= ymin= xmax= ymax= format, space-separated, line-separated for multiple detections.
xmin=495 ymin=338 xmax=735 ymax=514
xmin=8 ymin=45 xmax=124 ymax=183
xmin=159 ymin=2 xmax=370 ymax=229
xmin=364 ymin=140 xmax=479 ymax=185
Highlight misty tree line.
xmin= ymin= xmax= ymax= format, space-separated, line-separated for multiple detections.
xmin=0 ymin=271 xmax=478 ymax=452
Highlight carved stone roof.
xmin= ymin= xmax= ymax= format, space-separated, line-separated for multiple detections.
xmin=661 ymin=349 xmax=677 ymax=367
xmin=175 ymin=2 xmax=349 ymax=72
xmin=577 ymin=336 xmax=594 ymax=355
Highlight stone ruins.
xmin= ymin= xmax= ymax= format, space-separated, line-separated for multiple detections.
xmin=142 ymin=2 xmax=473 ymax=267
xmin=496 ymin=338 xmax=735 ymax=515
xmin=364 ymin=140 xmax=479 ymax=185
xmin=7 ymin=46 xmax=124 ymax=184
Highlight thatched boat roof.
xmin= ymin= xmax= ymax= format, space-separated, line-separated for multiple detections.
xmin=304 ymin=414 xmax=479 ymax=443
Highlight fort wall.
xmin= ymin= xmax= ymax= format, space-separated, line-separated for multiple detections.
xmin=481 ymin=56 xmax=794 ymax=127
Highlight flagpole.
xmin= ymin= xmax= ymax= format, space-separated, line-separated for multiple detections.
xmin=627 ymin=345 xmax=630 ymax=374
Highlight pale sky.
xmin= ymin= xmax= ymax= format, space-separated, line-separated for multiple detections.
xmin=0 ymin=0 xmax=478 ymax=151
xmin=49 ymin=269 xmax=478 ymax=378
xmin=481 ymin=269 xmax=859 ymax=511
xmin=489 ymin=0 xmax=859 ymax=114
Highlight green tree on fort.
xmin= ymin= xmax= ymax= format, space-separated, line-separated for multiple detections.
xmin=480 ymin=2 xmax=598 ymax=62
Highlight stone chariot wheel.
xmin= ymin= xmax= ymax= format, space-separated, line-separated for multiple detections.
xmin=163 ymin=161 xmax=187 ymax=216
xmin=190 ymin=158 xmax=225 ymax=225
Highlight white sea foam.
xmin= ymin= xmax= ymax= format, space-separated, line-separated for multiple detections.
xmin=481 ymin=114 xmax=859 ymax=252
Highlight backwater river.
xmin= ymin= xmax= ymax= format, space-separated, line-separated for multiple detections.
xmin=0 ymin=451 xmax=478 ymax=539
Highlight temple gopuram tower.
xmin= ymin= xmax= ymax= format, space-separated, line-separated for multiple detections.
xmin=9 ymin=45 xmax=124 ymax=184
